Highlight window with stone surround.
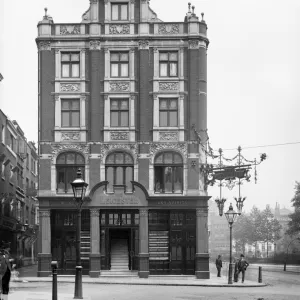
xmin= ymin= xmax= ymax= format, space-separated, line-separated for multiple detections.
xmin=105 ymin=152 xmax=133 ymax=193
xmin=110 ymin=99 xmax=129 ymax=127
xmin=61 ymin=99 xmax=80 ymax=127
xmin=111 ymin=3 xmax=128 ymax=21
xmin=159 ymin=52 xmax=178 ymax=77
xmin=61 ymin=52 xmax=80 ymax=78
xmin=110 ymin=52 xmax=129 ymax=77
xmin=56 ymin=152 xmax=85 ymax=194
xmin=154 ymin=152 xmax=183 ymax=194
xmin=159 ymin=99 xmax=178 ymax=127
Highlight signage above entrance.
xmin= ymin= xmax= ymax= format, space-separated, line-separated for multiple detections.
xmin=99 ymin=195 xmax=141 ymax=206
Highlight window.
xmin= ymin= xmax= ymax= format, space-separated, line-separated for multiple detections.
xmin=111 ymin=3 xmax=128 ymax=21
xmin=61 ymin=52 xmax=80 ymax=78
xmin=154 ymin=152 xmax=183 ymax=194
xmin=8 ymin=134 xmax=15 ymax=151
xmin=61 ymin=100 xmax=80 ymax=127
xmin=56 ymin=152 xmax=85 ymax=193
xmin=159 ymin=52 xmax=178 ymax=77
xmin=105 ymin=152 xmax=133 ymax=192
xmin=159 ymin=99 xmax=178 ymax=127
xmin=110 ymin=99 xmax=129 ymax=127
xmin=26 ymin=153 xmax=29 ymax=168
xmin=1 ymin=124 xmax=5 ymax=143
xmin=110 ymin=52 xmax=129 ymax=77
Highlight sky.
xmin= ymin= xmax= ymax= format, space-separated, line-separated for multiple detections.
xmin=0 ymin=0 xmax=299 ymax=213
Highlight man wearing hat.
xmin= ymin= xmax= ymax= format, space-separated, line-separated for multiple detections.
xmin=0 ymin=241 xmax=14 ymax=296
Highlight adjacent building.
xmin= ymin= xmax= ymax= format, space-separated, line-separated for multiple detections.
xmin=36 ymin=0 xmax=210 ymax=278
xmin=0 ymin=109 xmax=39 ymax=267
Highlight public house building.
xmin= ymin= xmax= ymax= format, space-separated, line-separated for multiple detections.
xmin=36 ymin=0 xmax=210 ymax=278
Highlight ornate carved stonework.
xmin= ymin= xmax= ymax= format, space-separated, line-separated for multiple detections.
xmin=189 ymin=40 xmax=200 ymax=49
xmin=110 ymin=132 xmax=129 ymax=141
xmin=51 ymin=144 xmax=90 ymax=157
xmin=100 ymin=143 xmax=138 ymax=161
xmin=60 ymin=25 xmax=81 ymax=35
xmin=130 ymin=0 xmax=135 ymax=3
xmin=159 ymin=82 xmax=179 ymax=91
xmin=40 ymin=210 xmax=51 ymax=217
xmin=139 ymin=209 xmax=148 ymax=217
xmin=61 ymin=132 xmax=80 ymax=141
xmin=110 ymin=82 xmax=130 ymax=92
xmin=149 ymin=142 xmax=187 ymax=160
xmin=158 ymin=24 xmax=180 ymax=34
xmin=90 ymin=209 xmax=100 ymax=217
xmin=159 ymin=132 xmax=179 ymax=141
xmin=196 ymin=208 xmax=208 ymax=217
xmin=89 ymin=40 xmax=101 ymax=50
xmin=60 ymin=83 xmax=80 ymax=92
xmin=138 ymin=40 xmax=149 ymax=50
xmin=39 ymin=41 xmax=51 ymax=51
xmin=91 ymin=0 xmax=98 ymax=3
xmin=109 ymin=24 xmax=130 ymax=34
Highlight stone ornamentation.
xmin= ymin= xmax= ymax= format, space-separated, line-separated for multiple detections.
xmin=40 ymin=210 xmax=51 ymax=217
xmin=149 ymin=142 xmax=187 ymax=161
xmin=110 ymin=132 xmax=129 ymax=141
xmin=51 ymin=144 xmax=90 ymax=160
xmin=60 ymin=25 xmax=81 ymax=35
xmin=60 ymin=84 xmax=80 ymax=92
xmin=159 ymin=132 xmax=179 ymax=141
xmin=139 ymin=209 xmax=148 ymax=217
xmin=90 ymin=40 xmax=101 ymax=50
xmin=196 ymin=208 xmax=208 ymax=217
xmin=109 ymin=25 xmax=130 ymax=34
xmin=110 ymin=82 xmax=130 ymax=92
xmin=39 ymin=41 xmax=51 ymax=51
xmin=159 ymin=82 xmax=179 ymax=91
xmin=90 ymin=210 xmax=100 ymax=217
xmin=100 ymin=143 xmax=138 ymax=162
xmin=138 ymin=40 xmax=149 ymax=50
xmin=158 ymin=24 xmax=180 ymax=34
xmin=189 ymin=40 xmax=200 ymax=49
xmin=61 ymin=132 xmax=80 ymax=141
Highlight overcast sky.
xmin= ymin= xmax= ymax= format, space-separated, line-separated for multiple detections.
xmin=0 ymin=0 xmax=299 ymax=213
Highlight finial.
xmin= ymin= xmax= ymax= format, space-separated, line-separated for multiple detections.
xmin=201 ymin=12 xmax=204 ymax=21
xmin=44 ymin=7 xmax=48 ymax=17
xmin=188 ymin=2 xmax=191 ymax=13
xmin=192 ymin=6 xmax=195 ymax=14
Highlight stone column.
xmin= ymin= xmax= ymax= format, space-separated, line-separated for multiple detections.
xmin=89 ymin=209 xmax=101 ymax=277
xmin=37 ymin=209 xmax=52 ymax=277
xmin=138 ymin=209 xmax=149 ymax=278
xmin=195 ymin=207 xmax=210 ymax=279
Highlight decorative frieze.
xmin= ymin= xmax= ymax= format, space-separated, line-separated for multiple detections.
xmin=196 ymin=207 xmax=208 ymax=217
xmin=89 ymin=40 xmax=101 ymax=50
xmin=60 ymin=25 xmax=81 ymax=35
xmin=110 ymin=82 xmax=130 ymax=92
xmin=40 ymin=210 xmax=51 ymax=218
xmin=90 ymin=210 xmax=100 ymax=217
xmin=159 ymin=132 xmax=179 ymax=141
xmin=158 ymin=24 xmax=180 ymax=34
xmin=139 ymin=209 xmax=148 ymax=217
xmin=60 ymin=83 xmax=80 ymax=92
xmin=189 ymin=40 xmax=200 ymax=49
xmin=100 ymin=143 xmax=138 ymax=161
xmin=109 ymin=24 xmax=130 ymax=34
xmin=61 ymin=132 xmax=80 ymax=141
xmin=51 ymin=144 xmax=90 ymax=157
xmin=38 ymin=41 xmax=51 ymax=51
xmin=149 ymin=142 xmax=187 ymax=160
xmin=110 ymin=132 xmax=129 ymax=141
xmin=138 ymin=40 xmax=149 ymax=50
xmin=159 ymin=82 xmax=179 ymax=91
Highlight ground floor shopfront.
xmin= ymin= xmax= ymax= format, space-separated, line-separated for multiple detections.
xmin=38 ymin=182 xmax=210 ymax=279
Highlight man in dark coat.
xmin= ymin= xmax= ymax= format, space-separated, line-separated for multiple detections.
xmin=236 ymin=254 xmax=249 ymax=283
xmin=215 ymin=255 xmax=222 ymax=277
xmin=0 ymin=241 xmax=13 ymax=296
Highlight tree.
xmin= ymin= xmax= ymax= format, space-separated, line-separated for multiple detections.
xmin=248 ymin=206 xmax=264 ymax=257
xmin=233 ymin=214 xmax=251 ymax=254
xmin=260 ymin=206 xmax=282 ymax=257
xmin=286 ymin=182 xmax=300 ymax=236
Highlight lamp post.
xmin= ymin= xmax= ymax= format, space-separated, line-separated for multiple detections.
xmin=224 ymin=203 xmax=238 ymax=284
xmin=70 ymin=169 xmax=88 ymax=299
xmin=283 ymin=237 xmax=300 ymax=271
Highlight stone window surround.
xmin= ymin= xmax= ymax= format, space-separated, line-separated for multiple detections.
xmin=104 ymin=0 xmax=135 ymax=23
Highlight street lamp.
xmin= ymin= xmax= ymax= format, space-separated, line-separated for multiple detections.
xmin=283 ymin=237 xmax=300 ymax=271
xmin=71 ymin=169 xmax=88 ymax=299
xmin=224 ymin=203 xmax=238 ymax=284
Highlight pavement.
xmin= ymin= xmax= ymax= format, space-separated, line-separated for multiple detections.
xmin=10 ymin=264 xmax=267 ymax=288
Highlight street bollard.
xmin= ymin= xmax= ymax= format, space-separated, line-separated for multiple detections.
xmin=258 ymin=266 xmax=262 ymax=283
xmin=51 ymin=261 xmax=58 ymax=300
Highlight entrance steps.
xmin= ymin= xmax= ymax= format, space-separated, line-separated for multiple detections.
xmin=110 ymin=239 xmax=129 ymax=271
xmin=101 ymin=270 xmax=138 ymax=277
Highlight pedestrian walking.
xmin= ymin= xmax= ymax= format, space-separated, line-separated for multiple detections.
xmin=215 ymin=255 xmax=222 ymax=277
xmin=233 ymin=257 xmax=239 ymax=282
xmin=236 ymin=254 xmax=249 ymax=283
xmin=0 ymin=241 xmax=14 ymax=299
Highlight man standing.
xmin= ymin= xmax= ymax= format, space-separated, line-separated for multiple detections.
xmin=236 ymin=254 xmax=249 ymax=283
xmin=215 ymin=254 xmax=222 ymax=277
xmin=0 ymin=241 xmax=14 ymax=298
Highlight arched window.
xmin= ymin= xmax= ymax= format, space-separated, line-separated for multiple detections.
xmin=56 ymin=152 xmax=85 ymax=193
xmin=105 ymin=152 xmax=134 ymax=192
xmin=154 ymin=152 xmax=183 ymax=194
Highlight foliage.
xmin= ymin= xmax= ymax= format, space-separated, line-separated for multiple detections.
xmin=233 ymin=214 xmax=251 ymax=253
xmin=286 ymin=182 xmax=300 ymax=236
xmin=260 ymin=206 xmax=282 ymax=243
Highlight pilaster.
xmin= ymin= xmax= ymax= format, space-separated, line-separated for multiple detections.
xmin=138 ymin=208 xmax=149 ymax=278
xmin=89 ymin=209 xmax=101 ymax=277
